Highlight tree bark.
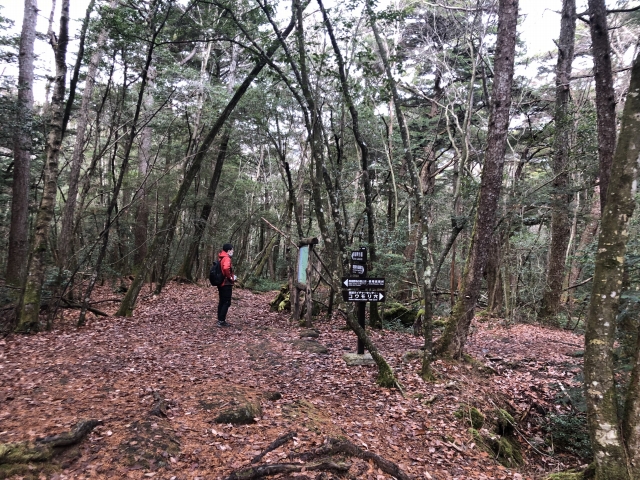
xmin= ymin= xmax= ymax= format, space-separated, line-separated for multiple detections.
xmin=436 ymin=0 xmax=519 ymax=359
xmin=7 ymin=0 xmax=38 ymax=287
xmin=587 ymin=0 xmax=617 ymax=209
xmin=538 ymin=0 xmax=576 ymax=324
xmin=16 ymin=0 xmax=69 ymax=332
xmin=133 ymin=69 xmax=155 ymax=272
xmin=584 ymin=49 xmax=640 ymax=480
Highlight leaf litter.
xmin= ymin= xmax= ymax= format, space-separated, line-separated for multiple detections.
xmin=0 ymin=283 xmax=585 ymax=479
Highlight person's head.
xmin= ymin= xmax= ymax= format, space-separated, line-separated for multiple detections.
xmin=222 ymin=243 xmax=234 ymax=256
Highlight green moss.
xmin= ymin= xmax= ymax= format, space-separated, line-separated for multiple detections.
xmin=214 ymin=402 xmax=262 ymax=425
xmin=470 ymin=407 xmax=485 ymax=429
xmin=495 ymin=436 xmax=523 ymax=467
xmin=455 ymin=405 xmax=484 ymax=429
xmin=383 ymin=302 xmax=418 ymax=327
xmin=496 ymin=409 xmax=515 ymax=435
xmin=544 ymin=472 xmax=584 ymax=480
xmin=432 ymin=318 xmax=447 ymax=328
xmin=376 ymin=364 xmax=398 ymax=388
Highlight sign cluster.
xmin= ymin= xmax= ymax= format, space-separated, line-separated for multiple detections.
xmin=342 ymin=247 xmax=385 ymax=303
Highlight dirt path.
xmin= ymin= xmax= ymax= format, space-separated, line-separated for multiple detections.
xmin=0 ymin=283 xmax=585 ymax=479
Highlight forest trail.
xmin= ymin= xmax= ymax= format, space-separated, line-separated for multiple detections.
xmin=0 ymin=283 xmax=585 ymax=480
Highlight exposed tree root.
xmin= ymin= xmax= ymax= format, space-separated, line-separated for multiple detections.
xmin=149 ymin=391 xmax=169 ymax=417
xmin=224 ymin=460 xmax=350 ymax=480
xmin=251 ymin=431 xmax=297 ymax=464
xmin=0 ymin=419 xmax=101 ymax=464
xmin=300 ymin=437 xmax=413 ymax=480
xmin=36 ymin=419 xmax=102 ymax=447
xmin=224 ymin=434 xmax=413 ymax=480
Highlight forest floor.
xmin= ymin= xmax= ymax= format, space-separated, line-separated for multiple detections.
xmin=0 ymin=282 xmax=587 ymax=480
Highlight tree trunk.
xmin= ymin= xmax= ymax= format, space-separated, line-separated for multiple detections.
xmin=436 ymin=0 xmax=519 ymax=359
xmin=133 ymin=69 xmax=155 ymax=272
xmin=538 ymin=0 xmax=576 ymax=324
xmin=117 ymin=7 xmax=302 ymax=316
xmin=7 ymin=0 xmax=38 ymax=287
xmin=293 ymin=0 xmax=335 ymax=259
xmin=584 ymin=49 xmax=640 ymax=480
xmin=366 ymin=3 xmax=434 ymax=378
xmin=567 ymin=186 xmax=600 ymax=303
xmin=58 ymin=11 xmax=108 ymax=268
xmin=16 ymin=0 xmax=69 ymax=332
xmin=178 ymin=127 xmax=231 ymax=280
xmin=587 ymin=0 xmax=616 ymax=209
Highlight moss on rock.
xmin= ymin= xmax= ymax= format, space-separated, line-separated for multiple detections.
xmin=383 ymin=303 xmax=418 ymax=327
xmin=470 ymin=407 xmax=485 ymax=429
xmin=496 ymin=408 xmax=515 ymax=435
xmin=544 ymin=472 xmax=584 ymax=480
xmin=214 ymin=401 xmax=262 ymax=425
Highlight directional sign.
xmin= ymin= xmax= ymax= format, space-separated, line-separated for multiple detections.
xmin=342 ymin=277 xmax=385 ymax=289
xmin=342 ymin=290 xmax=385 ymax=302
xmin=351 ymin=248 xmax=367 ymax=263
xmin=350 ymin=264 xmax=366 ymax=276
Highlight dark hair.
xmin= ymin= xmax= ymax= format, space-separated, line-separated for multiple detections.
xmin=222 ymin=243 xmax=234 ymax=252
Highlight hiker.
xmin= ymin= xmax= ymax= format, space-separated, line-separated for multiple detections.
xmin=217 ymin=243 xmax=236 ymax=327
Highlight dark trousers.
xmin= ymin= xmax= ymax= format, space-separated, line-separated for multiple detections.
xmin=217 ymin=285 xmax=233 ymax=323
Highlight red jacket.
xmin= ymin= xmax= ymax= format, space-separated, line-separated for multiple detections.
xmin=218 ymin=250 xmax=234 ymax=286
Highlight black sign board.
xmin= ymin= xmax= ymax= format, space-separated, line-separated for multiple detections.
xmin=342 ymin=290 xmax=385 ymax=302
xmin=350 ymin=264 xmax=366 ymax=276
xmin=350 ymin=248 xmax=367 ymax=263
xmin=342 ymin=277 xmax=385 ymax=289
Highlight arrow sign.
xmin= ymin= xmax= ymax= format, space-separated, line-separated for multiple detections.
xmin=350 ymin=248 xmax=367 ymax=263
xmin=342 ymin=277 xmax=385 ymax=288
xmin=342 ymin=290 xmax=385 ymax=302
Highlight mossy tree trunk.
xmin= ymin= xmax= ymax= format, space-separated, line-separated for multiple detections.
xmin=584 ymin=49 xmax=640 ymax=480
xmin=436 ymin=0 xmax=518 ymax=359
xmin=343 ymin=311 xmax=401 ymax=390
xmin=16 ymin=0 xmax=69 ymax=332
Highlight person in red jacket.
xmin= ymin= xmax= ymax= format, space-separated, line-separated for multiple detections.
xmin=217 ymin=243 xmax=236 ymax=327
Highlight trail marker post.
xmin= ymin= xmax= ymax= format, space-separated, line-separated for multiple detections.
xmin=341 ymin=247 xmax=385 ymax=354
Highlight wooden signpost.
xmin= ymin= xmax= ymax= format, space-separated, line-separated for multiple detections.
xmin=341 ymin=247 xmax=385 ymax=354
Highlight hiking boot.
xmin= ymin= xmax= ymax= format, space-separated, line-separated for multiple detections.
xmin=217 ymin=321 xmax=229 ymax=327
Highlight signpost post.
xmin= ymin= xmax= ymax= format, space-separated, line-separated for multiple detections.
xmin=342 ymin=247 xmax=385 ymax=355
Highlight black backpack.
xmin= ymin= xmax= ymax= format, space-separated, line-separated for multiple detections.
xmin=209 ymin=260 xmax=224 ymax=286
